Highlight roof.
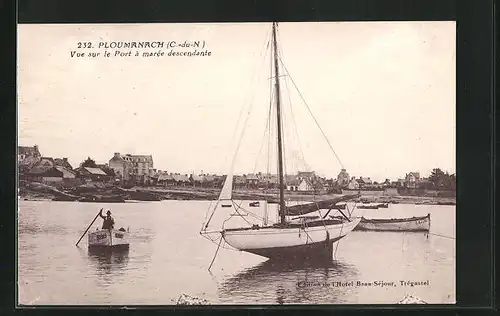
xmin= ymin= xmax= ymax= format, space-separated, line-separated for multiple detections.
xmin=298 ymin=171 xmax=315 ymax=177
xmin=123 ymin=154 xmax=153 ymax=163
xmin=54 ymin=158 xmax=73 ymax=170
xmin=18 ymin=156 xmax=40 ymax=167
xmin=245 ymin=174 xmax=259 ymax=180
xmin=83 ymin=167 xmax=108 ymax=175
xmin=300 ymin=178 xmax=314 ymax=187
xmin=158 ymin=174 xmax=174 ymax=181
xmin=190 ymin=175 xmax=203 ymax=182
xmin=234 ymin=175 xmax=246 ymax=184
xmin=202 ymin=175 xmax=216 ymax=182
xmin=172 ymin=174 xmax=189 ymax=182
xmin=357 ymin=177 xmax=372 ymax=184
xmin=27 ymin=166 xmax=54 ymax=175
xmin=54 ymin=166 xmax=76 ymax=177
xmin=19 ymin=146 xmax=40 ymax=156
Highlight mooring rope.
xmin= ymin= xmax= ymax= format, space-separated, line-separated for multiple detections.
xmin=427 ymin=232 xmax=455 ymax=240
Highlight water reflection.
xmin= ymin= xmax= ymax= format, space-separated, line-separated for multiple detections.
xmin=218 ymin=259 xmax=359 ymax=304
xmin=87 ymin=249 xmax=130 ymax=277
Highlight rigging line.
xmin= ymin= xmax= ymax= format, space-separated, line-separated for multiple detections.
xmin=275 ymin=35 xmax=308 ymax=175
xmin=229 ymin=25 xmax=273 ymax=147
xmin=333 ymin=222 xmax=345 ymax=259
xmin=203 ymin=199 xmax=221 ymax=230
xmin=252 ymin=88 xmax=274 ymax=175
xmin=226 ymin=37 xmax=272 ymax=188
xmin=208 ymin=235 xmax=223 ymax=271
xmin=277 ymin=55 xmax=345 ymax=170
xmin=283 ymin=73 xmax=308 ymax=173
xmin=231 ymin=201 xmax=260 ymax=226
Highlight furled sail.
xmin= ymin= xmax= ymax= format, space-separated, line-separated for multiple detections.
xmin=285 ymin=193 xmax=360 ymax=216
xmin=218 ymin=173 xmax=234 ymax=201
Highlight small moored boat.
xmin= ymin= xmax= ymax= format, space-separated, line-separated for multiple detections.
xmin=249 ymin=201 xmax=260 ymax=207
xmin=358 ymin=204 xmax=379 ymax=209
xmin=354 ymin=213 xmax=430 ymax=232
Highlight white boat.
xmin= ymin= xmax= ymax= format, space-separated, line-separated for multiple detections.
xmin=200 ymin=22 xmax=363 ymax=262
xmin=353 ymin=213 xmax=431 ymax=232
xmin=88 ymin=228 xmax=130 ymax=251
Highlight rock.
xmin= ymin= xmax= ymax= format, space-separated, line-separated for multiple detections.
xmin=397 ymin=294 xmax=427 ymax=304
xmin=173 ymin=294 xmax=210 ymax=305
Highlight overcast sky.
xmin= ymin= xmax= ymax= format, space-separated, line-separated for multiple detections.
xmin=18 ymin=22 xmax=456 ymax=182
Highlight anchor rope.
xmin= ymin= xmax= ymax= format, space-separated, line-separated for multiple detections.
xmin=333 ymin=221 xmax=345 ymax=259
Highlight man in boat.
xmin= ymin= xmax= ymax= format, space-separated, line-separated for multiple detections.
xmin=99 ymin=209 xmax=115 ymax=230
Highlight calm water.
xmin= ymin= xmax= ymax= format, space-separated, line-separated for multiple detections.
xmin=18 ymin=200 xmax=455 ymax=305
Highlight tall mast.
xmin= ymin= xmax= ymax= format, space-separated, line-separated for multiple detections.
xmin=272 ymin=22 xmax=286 ymax=225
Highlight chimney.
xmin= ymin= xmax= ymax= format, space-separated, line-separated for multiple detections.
xmin=63 ymin=158 xmax=68 ymax=162
xmin=114 ymin=152 xmax=120 ymax=158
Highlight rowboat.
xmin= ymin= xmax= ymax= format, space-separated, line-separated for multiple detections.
xmin=353 ymin=213 xmax=430 ymax=232
xmin=88 ymin=228 xmax=130 ymax=251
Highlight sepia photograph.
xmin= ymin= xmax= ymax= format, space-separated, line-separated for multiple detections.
xmin=17 ymin=21 xmax=456 ymax=305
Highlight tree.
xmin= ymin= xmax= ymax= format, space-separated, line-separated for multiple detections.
xmin=81 ymin=157 xmax=97 ymax=168
xmin=428 ymin=168 xmax=455 ymax=190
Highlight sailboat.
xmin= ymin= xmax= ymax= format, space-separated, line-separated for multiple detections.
xmin=200 ymin=22 xmax=362 ymax=262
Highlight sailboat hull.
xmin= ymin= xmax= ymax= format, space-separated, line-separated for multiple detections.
xmin=222 ymin=217 xmax=361 ymax=260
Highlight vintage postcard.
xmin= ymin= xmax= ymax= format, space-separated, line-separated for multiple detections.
xmin=17 ymin=22 xmax=456 ymax=305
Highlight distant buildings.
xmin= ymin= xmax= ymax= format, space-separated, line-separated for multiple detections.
xmin=347 ymin=177 xmax=360 ymax=190
xmin=75 ymin=167 xmax=110 ymax=182
xmin=405 ymin=172 xmax=421 ymax=188
xmin=18 ymin=145 xmax=41 ymax=162
xmin=108 ymin=152 xmax=154 ymax=185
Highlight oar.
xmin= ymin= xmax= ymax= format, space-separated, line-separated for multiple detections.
xmin=76 ymin=208 xmax=102 ymax=247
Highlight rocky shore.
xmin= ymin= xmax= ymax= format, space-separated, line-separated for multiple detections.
xmin=18 ymin=181 xmax=456 ymax=206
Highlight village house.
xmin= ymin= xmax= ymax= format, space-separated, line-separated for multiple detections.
xmin=26 ymin=165 xmax=76 ymax=183
xmin=405 ymin=172 xmax=421 ymax=188
xmin=75 ymin=167 xmax=110 ymax=182
xmin=54 ymin=158 xmax=73 ymax=170
xmin=347 ymin=177 xmax=360 ymax=190
xmin=336 ymin=169 xmax=350 ymax=188
xmin=285 ymin=174 xmax=300 ymax=191
xmin=109 ymin=153 xmax=154 ymax=184
xmin=96 ymin=163 xmax=115 ymax=175
xmin=189 ymin=174 xmax=204 ymax=187
xmin=233 ymin=175 xmax=246 ymax=189
xmin=123 ymin=154 xmax=154 ymax=185
xmin=108 ymin=153 xmax=133 ymax=181
xmin=18 ymin=145 xmax=41 ymax=163
xmin=356 ymin=177 xmax=373 ymax=189
xmin=157 ymin=173 xmax=175 ymax=186
xmin=172 ymin=173 xmax=190 ymax=186
xmin=297 ymin=171 xmax=316 ymax=182
xmin=297 ymin=177 xmax=324 ymax=192
xmin=34 ymin=157 xmax=55 ymax=167
xmin=245 ymin=174 xmax=259 ymax=188
xmin=201 ymin=175 xmax=224 ymax=188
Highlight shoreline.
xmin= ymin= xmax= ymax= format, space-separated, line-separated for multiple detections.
xmin=18 ymin=183 xmax=456 ymax=206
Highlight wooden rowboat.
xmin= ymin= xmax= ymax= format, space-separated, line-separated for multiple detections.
xmin=353 ymin=213 xmax=430 ymax=232
xmin=88 ymin=228 xmax=130 ymax=251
